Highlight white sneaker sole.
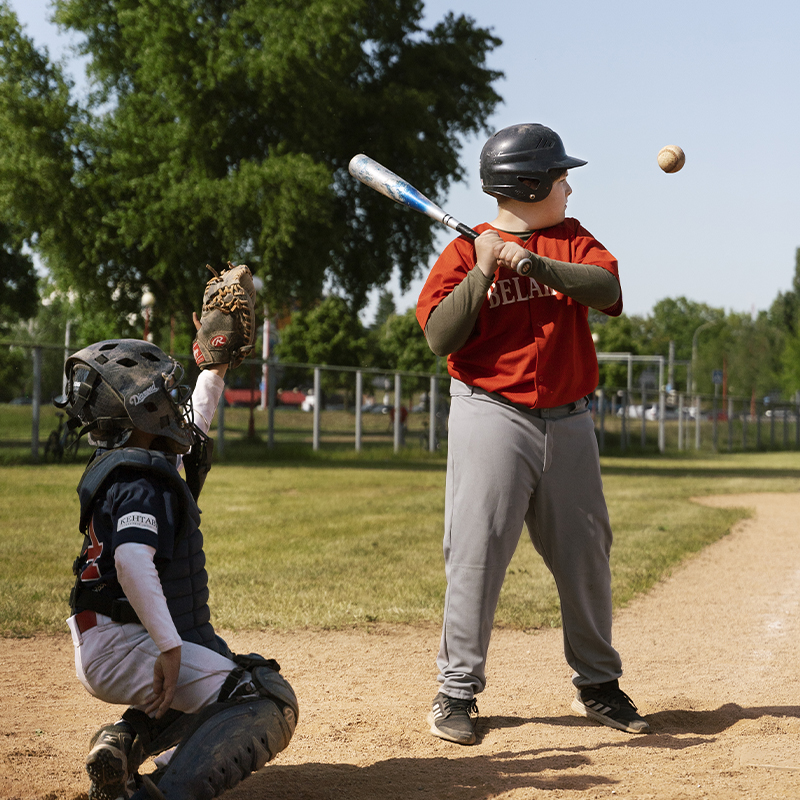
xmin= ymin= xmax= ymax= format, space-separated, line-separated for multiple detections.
xmin=571 ymin=697 xmax=651 ymax=734
xmin=426 ymin=711 xmax=477 ymax=745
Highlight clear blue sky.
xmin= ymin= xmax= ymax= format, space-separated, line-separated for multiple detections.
xmin=10 ymin=0 xmax=800 ymax=322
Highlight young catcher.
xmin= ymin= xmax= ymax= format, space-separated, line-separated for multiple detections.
xmin=60 ymin=265 xmax=298 ymax=800
xmin=416 ymin=123 xmax=649 ymax=745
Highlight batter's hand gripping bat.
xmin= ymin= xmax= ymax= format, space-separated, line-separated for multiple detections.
xmin=348 ymin=154 xmax=532 ymax=276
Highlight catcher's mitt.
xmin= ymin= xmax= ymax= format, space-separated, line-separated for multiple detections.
xmin=192 ymin=262 xmax=257 ymax=370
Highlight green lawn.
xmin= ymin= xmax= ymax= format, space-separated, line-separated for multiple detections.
xmin=1 ymin=451 xmax=798 ymax=637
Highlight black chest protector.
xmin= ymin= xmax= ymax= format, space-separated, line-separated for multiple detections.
xmin=72 ymin=447 xmax=223 ymax=654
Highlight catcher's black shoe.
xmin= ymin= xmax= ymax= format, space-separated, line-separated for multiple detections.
xmin=571 ymin=680 xmax=650 ymax=733
xmin=427 ymin=692 xmax=479 ymax=745
xmin=86 ymin=722 xmax=137 ymax=800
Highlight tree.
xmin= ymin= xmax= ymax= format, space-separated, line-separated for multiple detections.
xmin=770 ymin=247 xmax=800 ymax=336
xmin=774 ymin=248 xmax=800 ymax=398
xmin=589 ymin=312 xmax=645 ymax=390
xmin=643 ymin=297 xmax=722 ymax=365
xmin=376 ymin=306 xmax=437 ymax=375
xmin=275 ymin=295 xmax=370 ymax=404
xmin=0 ymin=1 xmax=502 ymax=343
xmin=725 ymin=310 xmax=784 ymax=403
xmin=371 ymin=289 xmax=397 ymax=331
xmin=0 ymin=226 xmax=37 ymax=334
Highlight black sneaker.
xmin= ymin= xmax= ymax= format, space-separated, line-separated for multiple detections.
xmin=86 ymin=722 xmax=137 ymax=800
xmin=427 ymin=692 xmax=479 ymax=744
xmin=571 ymin=680 xmax=650 ymax=733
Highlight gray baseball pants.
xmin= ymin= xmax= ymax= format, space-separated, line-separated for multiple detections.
xmin=437 ymin=378 xmax=623 ymax=700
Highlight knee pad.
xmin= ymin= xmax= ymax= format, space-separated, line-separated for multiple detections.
xmin=136 ymin=665 xmax=298 ymax=800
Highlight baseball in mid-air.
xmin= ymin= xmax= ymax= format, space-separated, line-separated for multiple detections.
xmin=657 ymin=145 xmax=685 ymax=173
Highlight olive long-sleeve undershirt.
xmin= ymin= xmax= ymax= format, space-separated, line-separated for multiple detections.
xmin=424 ymin=250 xmax=620 ymax=357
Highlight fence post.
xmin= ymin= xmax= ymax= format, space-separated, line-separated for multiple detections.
xmin=742 ymin=398 xmax=747 ymax=451
xmin=355 ymin=371 xmax=363 ymax=452
xmin=313 ymin=367 xmax=321 ymax=451
xmin=619 ymin=391 xmax=627 ymax=453
xmin=678 ymin=393 xmax=684 ymax=451
xmin=429 ymin=377 xmax=438 ymax=452
xmin=695 ymin=395 xmax=701 ymax=450
xmin=796 ymin=400 xmax=800 ymax=448
xmin=267 ymin=357 xmax=276 ymax=450
xmin=640 ymin=388 xmax=647 ymax=449
xmin=794 ymin=400 xmax=800 ymax=450
xmin=31 ymin=346 xmax=42 ymax=462
xmin=712 ymin=395 xmax=719 ymax=452
xmin=756 ymin=403 xmax=762 ymax=449
xmin=658 ymin=389 xmax=665 ymax=453
xmin=727 ymin=397 xmax=734 ymax=452
xmin=393 ymin=373 xmax=402 ymax=452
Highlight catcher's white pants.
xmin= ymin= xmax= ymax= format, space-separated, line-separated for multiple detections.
xmin=437 ymin=379 xmax=623 ymax=700
xmin=68 ymin=613 xmax=235 ymax=714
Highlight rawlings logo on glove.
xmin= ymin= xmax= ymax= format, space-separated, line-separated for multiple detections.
xmin=192 ymin=262 xmax=257 ymax=370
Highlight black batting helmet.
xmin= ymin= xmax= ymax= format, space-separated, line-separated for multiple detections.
xmin=55 ymin=339 xmax=195 ymax=453
xmin=479 ymin=123 xmax=587 ymax=203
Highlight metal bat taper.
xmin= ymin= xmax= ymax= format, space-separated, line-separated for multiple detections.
xmin=348 ymin=154 xmax=532 ymax=276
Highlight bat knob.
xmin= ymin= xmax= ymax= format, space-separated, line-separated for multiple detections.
xmin=515 ymin=257 xmax=532 ymax=277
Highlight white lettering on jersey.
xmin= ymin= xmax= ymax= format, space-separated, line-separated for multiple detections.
xmin=487 ymin=277 xmax=556 ymax=308
xmin=117 ymin=512 xmax=159 ymax=535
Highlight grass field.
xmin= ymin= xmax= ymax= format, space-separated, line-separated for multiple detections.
xmin=1 ymin=450 xmax=798 ymax=638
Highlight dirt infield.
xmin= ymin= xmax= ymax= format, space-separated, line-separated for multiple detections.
xmin=2 ymin=493 xmax=800 ymax=800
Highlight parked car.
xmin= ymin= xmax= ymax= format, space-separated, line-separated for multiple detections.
xmin=361 ymin=402 xmax=391 ymax=414
xmin=224 ymin=386 xmax=260 ymax=408
xmin=765 ymin=408 xmax=794 ymax=418
xmin=301 ymin=392 xmax=315 ymax=412
xmin=277 ymin=389 xmax=306 ymax=407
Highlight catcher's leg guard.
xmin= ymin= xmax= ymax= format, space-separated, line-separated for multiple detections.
xmin=131 ymin=664 xmax=298 ymax=800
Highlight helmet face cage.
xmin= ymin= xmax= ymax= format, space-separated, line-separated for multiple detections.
xmin=56 ymin=340 xmax=195 ymax=454
xmin=479 ymin=123 xmax=587 ymax=203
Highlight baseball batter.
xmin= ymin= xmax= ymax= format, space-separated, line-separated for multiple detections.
xmin=416 ymin=123 xmax=650 ymax=745
xmin=60 ymin=267 xmax=297 ymax=800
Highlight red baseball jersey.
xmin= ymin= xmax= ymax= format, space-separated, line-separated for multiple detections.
xmin=416 ymin=218 xmax=622 ymax=408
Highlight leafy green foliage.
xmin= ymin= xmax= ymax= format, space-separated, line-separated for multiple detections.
xmin=372 ymin=307 xmax=438 ymax=396
xmin=275 ymin=295 xmax=370 ymax=397
xmin=590 ymin=295 xmax=787 ymax=398
xmin=0 ymin=0 xmax=502 ymax=352
xmin=0 ymin=227 xmax=37 ymax=333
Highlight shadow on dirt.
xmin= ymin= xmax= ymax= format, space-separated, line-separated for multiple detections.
xmin=643 ymin=702 xmax=800 ymax=735
xmin=229 ymin=704 xmax=800 ymax=800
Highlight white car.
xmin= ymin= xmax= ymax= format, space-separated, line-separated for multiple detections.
xmin=301 ymin=392 xmax=315 ymax=412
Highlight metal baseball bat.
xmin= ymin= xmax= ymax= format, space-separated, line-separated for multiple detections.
xmin=348 ymin=154 xmax=532 ymax=276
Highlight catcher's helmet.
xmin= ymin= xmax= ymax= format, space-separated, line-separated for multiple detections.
xmin=479 ymin=123 xmax=587 ymax=203
xmin=55 ymin=339 xmax=195 ymax=453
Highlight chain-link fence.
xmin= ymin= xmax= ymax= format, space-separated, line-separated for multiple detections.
xmin=3 ymin=340 xmax=799 ymax=462
xmin=592 ymin=386 xmax=800 ymax=454
xmin=0 ymin=341 xmax=451 ymax=462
